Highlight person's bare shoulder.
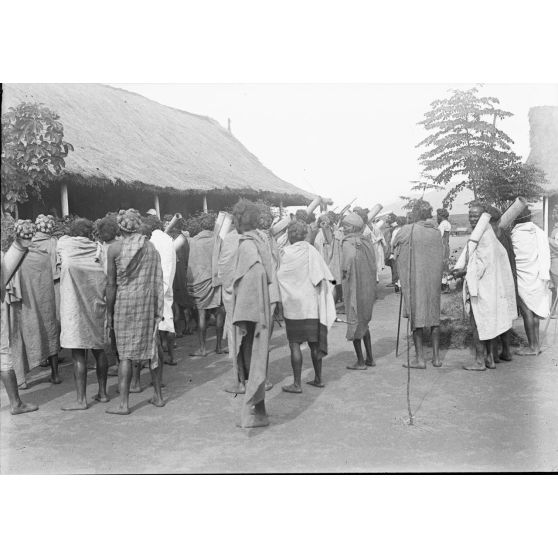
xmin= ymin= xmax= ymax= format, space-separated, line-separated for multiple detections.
xmin=107 ymin=238 xmax=123 ymax=259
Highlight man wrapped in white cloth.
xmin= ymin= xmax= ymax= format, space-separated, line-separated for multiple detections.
xmin=277 ymin=221 xmax=336 ymax=393
xmin=511 ymin=208 xmax=552 ymax=355
xmin=148 ymin=217 xmax=177 ymax=365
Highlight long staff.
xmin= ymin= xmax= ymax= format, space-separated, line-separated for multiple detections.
xmin=395 ymin=286 xmax=403 ymax=357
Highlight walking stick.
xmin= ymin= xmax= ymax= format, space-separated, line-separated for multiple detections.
xmin=540 ymin=295 xmax=558 ymax=351
xmin=395 ymin=287 xmax=403 ymax=357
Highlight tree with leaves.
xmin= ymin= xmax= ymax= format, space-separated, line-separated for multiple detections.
xmin=1 ymin=102 xmax=73 ymax=211
xmin=416 ymin=87 xmax=545 ymax=209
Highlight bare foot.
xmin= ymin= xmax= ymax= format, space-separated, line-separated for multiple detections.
xmin=164 ymin=359 xmax=177 ymax=366
xmin=61 ymin=401 xmax=88 ymax=411
xmin=223 ymin=347 xmax=229 ymax=354
xmin=485 ymin=358 xmax=496 ymax=370
xmin=148 ymin=396 xmax=166 ymax=407
xmin=463 ymin=363 xmax=487 ymax=371
xmin=499 ymin=352 xmax=513 ymax=362
xmin=282 ymin=383 xmax=302 ymax=394
xmin=106 ymin=404 xmax=131 ymax=415
xmin=94 ymin=394 xmax=110 ymax=403
xmin=347 ymin=362 xmax=367 ymax=370
xmin=225 ymin=383 xmax=246 ymax=394
xmin=11 ymin=402 xmax=39 ymax=415
xmin=129 ymin=384 xmax=143 ymax=393
xmin=50 ymin=375 xmax=62 ymax=384
xmin=432 ymin=359 xmax=443 ymax=368
xmin=19 ymin=381 xmax=29 ymax=390
xmin=365 ymin=359 xmax=376 ymax=367
xmin=265 ymin=380 xmax=273 ymax=391
xmin=402 ymin=359 xmax=426 ymax=369
xmin=515 ymin=349 xmax=539 ymax=356
xmin=189 ymin=349 xmax=208 ymax=357
xmin=239 ymin=412 xmax=270 ymax=428
xmin=215 ymin=347 xmax=225 ymax=355
xmin=306 ymin=379 xmax=325 ymax=388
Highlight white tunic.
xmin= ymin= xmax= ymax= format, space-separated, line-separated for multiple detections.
xmin=150 ymin=229 xmax=177 ymax=332
xmin=511 ymin=222 xmax=552 ymax=318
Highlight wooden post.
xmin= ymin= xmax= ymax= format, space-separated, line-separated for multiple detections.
xmin=154 ymin=193 xmax=160 ymax=218
xmin=61 ymin=183 xmax=69 ymax=217
xmin=543 ymin=195 xmax=550 ymax=236
xmin=203 ymin=195 xmax=208 ymax=213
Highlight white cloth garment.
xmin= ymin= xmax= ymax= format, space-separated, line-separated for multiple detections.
xmin=438 ymin=220 xmax=451 ymax=236
xmin=511 ymin=222 xmax=552 ymax=318
xmin=150 ymin=229 xmax=176 ymax=332
xmin=277 ymin=241 xmax=336 ymax=329
xmin=463 ymin=226 xmax=517 ymax=340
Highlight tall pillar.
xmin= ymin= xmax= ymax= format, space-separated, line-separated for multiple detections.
xmin=543 ymin=195 xmax=549 ymax=234
xmin=203 ymin=195 xmax=208 ymax=213
xmin=154 ymin=193 xmax=160 ymax=218
xmin=61 ymin=183 xmax=69 ymax=217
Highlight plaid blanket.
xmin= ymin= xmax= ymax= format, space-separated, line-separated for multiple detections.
xmin=114 ymin=234 xmax=163 ymax=360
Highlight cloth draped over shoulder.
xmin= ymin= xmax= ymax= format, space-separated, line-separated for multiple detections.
xmin=173 ymin=235 xmax=191 ymax=308
xmin=231 ymin=230 xmax=272 ymax=408
xmin=394 ymin=220 xmax=442 ymax=331
xmin=549 ymin=225 xmax=558 ymax=276
xmin=57 ymin=235 xmax=107 ymax=349
xmin=33 ymin=231 xmax=60 ymax=321
xmin=150 ymin=229 xmax=176 ymax=332
xmin=217 ymin=230 xmax=240 ymax=340
xmin=341 ymin=232 xmax=377 ymax=340
xmin=314 ymin=227 xmax=342 ymax=283
xmin=277 ymin=241 xmax=335 ymax=355
xmin=463 ymin=226 xmax=517 ymax=340
xmin=6 ymin=243 xmax=59 ymax=383
xmin=187 ymin=229 xmax=221 ymax=309
xmin=114 ymin=233 xmax=163 ymax=361
xmin=511 ymin=222 xmax=552 ymax=318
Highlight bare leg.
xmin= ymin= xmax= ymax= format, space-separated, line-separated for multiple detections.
xmin=282 ymin=342 xmax=303 ymax=393
xmin=403 ymin=328 xmax=426 ymax=369
xmin=348 ymin=339 xmax=367 ymax=370
xmin=106 ymin=358 xmax=132 ymax=414
xmin=161 ymin=331 xmax=177 ymax=365
xmin=148 ymin=344 xmax=165 ymax=407
xmin=215 ymin=306 xmax=225 ymax=354
xmin=190 ymin=309 xmax=209 ymax=356
xmin=363 ymin=329 xmax=375 ymax=366
xmin=49 ymin=354 xmax=61 ymax=384
xmin=92 ymin=348 xmax=109 ymax=402
xmin=484 ymin=340 xmax=496 ymax=369
xmin=517 ymin=298 xmax=540 ymax=355
xmin=307 ymin=341 xmax=324 ymax=387
xmin=62 ymin=349 xmax=88 ymax=410
xmin=431 ymin=326 xmax=442 ymax=367
xmin=499 ymin=330 xmax=513 ymax=361
xmin=130 ymin=360 xmax=143 ymax=392
xmin=464 ymin=311 xmax=486 ymax=370
xmin=1 ymin=370 xmax=38 ymax=415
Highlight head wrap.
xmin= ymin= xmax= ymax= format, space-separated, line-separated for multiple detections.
xmin=146 ymin=208 xmax=158 ymax=216
xmin=35 ymin=214 xmax=55 ymax=234
xmin=342 ymin=212 xmax=364 ymax=230
xmin=317 ymin=212 xmax=331 ymax=225
xmin=486 ymin=205 xmax=502 ymax=223
xmin=117 ymin=209 xmax=142 ymax=233
xmin=15 ymin=219 xmax=36 ymax=240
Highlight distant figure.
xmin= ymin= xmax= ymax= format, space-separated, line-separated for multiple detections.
xmin=95 ymin=215 xmax=119 ymax=274
xmin=511 ymin=207 xmax=552 ymax=355
xmin=230 ymin=200 xmax=273 ymax=428
xmin=314 ymin=212 xmax=342 ymax=302
xmin=341 ymin=212 xmax=377 ymax=370
xmin=278 ymin=221 xmax=336 ymax=392
xmin=57 ymin=218 xmax=109 ymax=409
xmin=187 ymin=213 xmax=225 ymax=356
xmin=106 ymin=209 xmax=165 ymax=415
xmin=549 ymin=205 xmax=558 ymax=317
xmin=393 ymin=201 xmax=443 ymax=368
xmin=437 ymin=208 xmax=451 ymax=293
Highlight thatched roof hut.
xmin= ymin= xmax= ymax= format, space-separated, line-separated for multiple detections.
xmin=2 ymin=83 xmax=312 ymax=218
xmin=527 ymin=106 xmax=558 ymax=233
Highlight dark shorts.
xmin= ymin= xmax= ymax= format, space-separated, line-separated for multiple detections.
xmin=284 ymin=318 xmax=320 ymax=344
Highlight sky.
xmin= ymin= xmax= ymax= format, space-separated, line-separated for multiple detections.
xmin=116 ymin=84 xmax=558 ymax=213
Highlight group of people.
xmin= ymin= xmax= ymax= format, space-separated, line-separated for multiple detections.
xmin=1 ymin=196 xmax=557 ymax=428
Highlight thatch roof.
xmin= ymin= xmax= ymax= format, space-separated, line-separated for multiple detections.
xmin=1 ymin=83 xmax=313 ymax=205
xmin=527 ymin=106 xmax=558 ymax=195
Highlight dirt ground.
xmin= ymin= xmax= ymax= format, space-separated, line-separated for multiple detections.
xmin=1 ymin=258 xmax=557 ymax=473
